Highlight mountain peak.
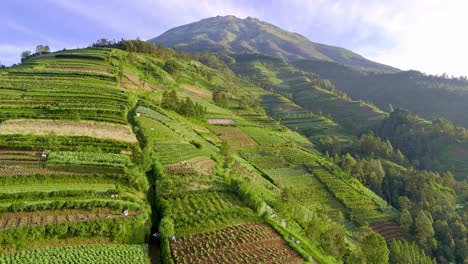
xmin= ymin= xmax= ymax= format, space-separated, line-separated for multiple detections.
xmin=149 ymin=16 xmax=398 ymax=73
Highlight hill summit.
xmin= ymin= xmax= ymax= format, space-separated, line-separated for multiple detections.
xmin=149 ymin=15 xmax=398 ymax=73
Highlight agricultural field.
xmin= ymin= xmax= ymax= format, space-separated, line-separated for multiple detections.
xmin=164 ymin=156 xmax=217 ymax=175
xmin=312 ymin=168 xmax=397 ymax=224
xmin=0 ymin=44 xmax=418 ymax=263
xmin=0 ymin=48 xmax=150 ymax=259
xmin=164 ymin=190 xmax=258 ymax=236
xmin=0 ymin=244 xmax=150 ymax=264
xmin=211 ymin=126 xmax=257 ymax=149
xmin=0 ymin=119 xmax=137 ymax=143
xmin=170 ymin=224 xmax=303 ymax=264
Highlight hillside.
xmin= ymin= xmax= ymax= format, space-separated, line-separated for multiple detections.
xmin=228 ymin=53 xmax=387 ymax=134
xmin=149 ymin=15 xmax=398 ymax=73
xmin=0 ymin=43 xmax=405 ymax=263
xmin=293 ymin=59 xmax=468 ymax=128
xmin=0 ymin=40 xmax=464 ymax=263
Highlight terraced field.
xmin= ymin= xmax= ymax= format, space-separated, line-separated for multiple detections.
xmin=312 ymin=168 xmax=397 ymax=224
xmin=170 ymin=224 xmax=303 ymax=264
xmin=0 ymin=48 xmax=149 ymax=257
xmin=211 ymin=126 xmax=257 ymax=149
xmin=371 ymin=221 xmax=402 ymax=241
xmin=0 ymin=244 xmax=150 ymax=264
xmin=0 ymin=45 xmax=410 ymax=263
xmin=0 ymin=119 xmax=137 ymax=143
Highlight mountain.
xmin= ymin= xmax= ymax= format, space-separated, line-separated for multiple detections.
xmin=149 ymin=15 xmax=399 ymax=73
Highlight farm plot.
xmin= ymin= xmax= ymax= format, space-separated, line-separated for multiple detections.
xmin=0 ymin=119 xmax=137 ymax=143
xmin=211 ymin=127 xmax=257 ymax=149
xmin=136 ymin=106 xmax=171 ymax=122
xmin=155 ymin=143 xmax=208 ymax=165
xmin=137 ymin=116 xmax=186 ymax=143
xmin=0 ymin=183 xmax=116 ymax=194
xmin=47 ymin=151 xmax=130 ymax=168
xmin=207 ymin=119 xmax=235 ymax=125
xmin=312 ymin=168 xmax=391 ymax=224
xmin=0 ymin=150 xmax=43 ymax=168
xmin=164 ymin=157 xmax=217 ymax=175
xmin=264 ymin=166 xmax=347 ymax=218
xmin=0 ymin=244 xmax=150 ymax=264
xmin=164 ymin=190 xmax=257 ymax=236
xmin=371 ymin=221 xmax=402 ymax=241
xmin=170 ymin=223 xmax=303 ymax=264
xmin=0 ymin=208 xmax=140 ymax=229
xmin=0 ymin=135 xmax=131 ymax=153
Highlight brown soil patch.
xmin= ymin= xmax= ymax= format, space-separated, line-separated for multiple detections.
xmin=0 ymin=119 xmax=137 ymax=143
xmin=180 ymin=84 xmax=212 ymax=100
xmin=0 ymin=209 xmax=139 ymax=230
xmin=211 ymin=127 xmax=257 ymax=149
xmin=371 ymin=221 xmax=402 ymax=241
xmin=164 ymin=157 xmax=217 ymax=175
xmin=171 ymin=223 xmax=303 ymax=264
xmin=208 ymin=119 xmax=235 ymax=125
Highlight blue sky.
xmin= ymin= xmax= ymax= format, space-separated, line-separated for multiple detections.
xmin=1 ymin=0 xmax=467 ymax=76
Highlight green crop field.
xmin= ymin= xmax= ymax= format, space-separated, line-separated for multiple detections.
xmin=0 ymin=244 xmax=150 ymax=264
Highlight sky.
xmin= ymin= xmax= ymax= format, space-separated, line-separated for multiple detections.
xmin=1 ymin=0 xmax=467 ymax=77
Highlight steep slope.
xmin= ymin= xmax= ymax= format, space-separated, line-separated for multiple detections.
xmin=294 ymin=59 xmax=468 ymax=128
xmin=0 ymin=44 xmax=405 ymax=263
xmin=149 ymin=15 xmax=398 ymax=73
xmin=229 ymin=53 xmax=387 ymax=133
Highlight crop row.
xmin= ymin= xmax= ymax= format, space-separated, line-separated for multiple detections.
xmin=170 ymin=224 xmax=302 ymax=264
xmin=0 ymin=243 xmax=150 ymax=264
xmin=47 ymin=151 xmax=131 ymax=168
xmin=0 ymin=135 xmax=131 ymax=153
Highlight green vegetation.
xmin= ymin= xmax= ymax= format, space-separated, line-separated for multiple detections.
xmin=150 ymin=15 xmax=397 ymax=73
xmin=0 ymin=244 xmax=150 ymax=264
xmin=294 ymin=59 xmax=468 ymax=128
xmin=0 ymin=32 xmax=465 ymax=264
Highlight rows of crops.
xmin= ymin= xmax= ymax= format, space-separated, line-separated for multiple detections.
xmin=163 ymin=190 xmax=257 ymax=236
xmin=170 ymin=224 xmax=303 ymax=264
xmin=0 ymin=48 xmax=151 ymax=258
xmin=0 ymin=244 xmax=150 ymax=264
xmin=312 ymin=168 xmax=394 ymax=224
xmin=0 ymin=49 xmax=132 ymax=124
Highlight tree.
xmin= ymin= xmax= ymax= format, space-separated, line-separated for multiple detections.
xmin=161 ymin=89 xmax=179 ymax=110
xmin=400 ymin=209 xmax=413 ymax=234
xmin=21 ymin=50 xmax=32 ymax=62
xmin=163 ymin=60 xmax=180 ymax=75
xmin=362 ymin=232 xmax=389 ymax=264
xmin=213 ymin=90 xmax=229 ymax=107
xmin=389 ymin=240 xmax=436 ymax=264
xmin=398 ymin=196 xmax=412 ymax=211
xmin=415 ymin=210 xmax=436 ymax=253
xmin=35 ymin=45 xmax=50 ymax=55
xmin=341 ymin=153 xmax=356 ymax=173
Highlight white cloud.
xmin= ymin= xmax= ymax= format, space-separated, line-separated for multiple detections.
xmin=315 ymin=0 xmax=468 ymax=77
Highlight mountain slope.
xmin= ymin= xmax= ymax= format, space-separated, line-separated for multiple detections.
xmin=0 ymin=44 xmax=401 ymax=263
xmin=293 ymin=59 xmax=468 ymax=128
xmin=149 ymin=15 xmax=398 ymax=73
